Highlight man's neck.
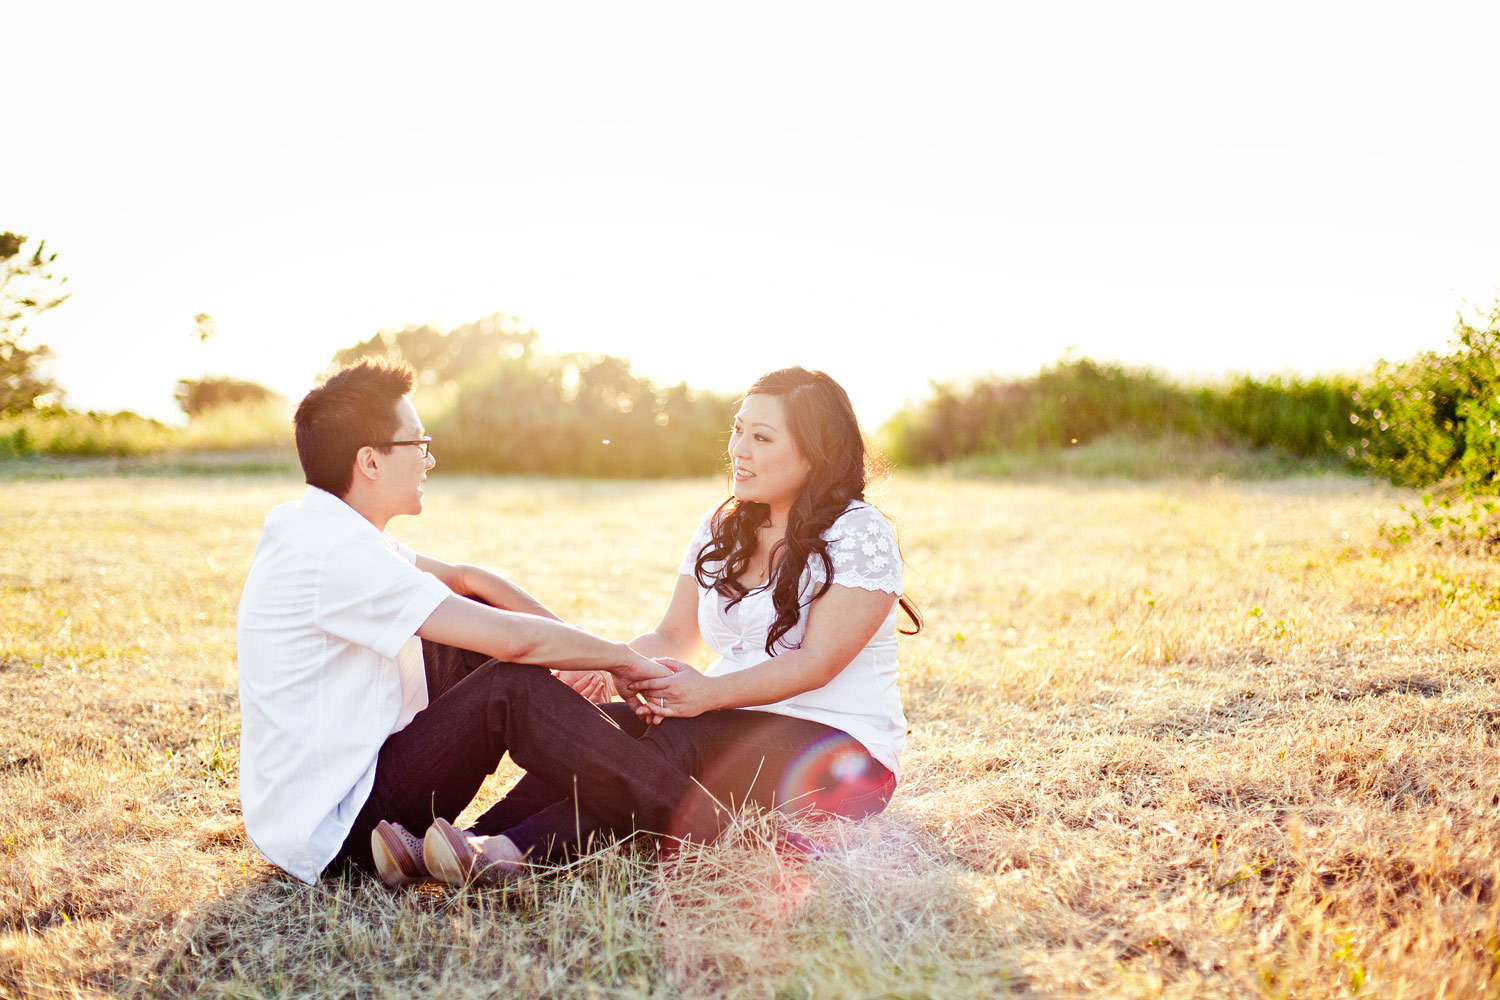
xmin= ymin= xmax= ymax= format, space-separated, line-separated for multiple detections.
xmin=336 ymin=487 xmax=390 ymax=532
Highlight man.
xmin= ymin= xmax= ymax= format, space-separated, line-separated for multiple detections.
xmin=237 ymin=359 xmax=723 ymax=886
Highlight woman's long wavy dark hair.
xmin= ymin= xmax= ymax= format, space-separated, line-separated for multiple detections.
xmin=693 ymin=367 xmax=922 ymax=655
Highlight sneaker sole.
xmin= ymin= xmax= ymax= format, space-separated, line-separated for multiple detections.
xmin=424 ymin=818 xmax=519 ymax=887
xmin=423 ymin=818 xmax=476 ymax=887
xmin=371 ymin=822 xmax=426 ymax=888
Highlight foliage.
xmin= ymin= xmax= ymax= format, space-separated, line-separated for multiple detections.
xmin=0 ymin=398 xmax=290 ymax=462
xmin=190 ymin=312 xmax=217 ymax=348
xmin=1352 ymin=301 xmax=1500 ymax=488
xmin=176 ymin=396 xmax=292 ymax=451
xmin=1354 ymin=301 xmax=1500 ymax=550
xmin=174 ymin=376 xmax=279 ymax=418
xmin=0 ymin=407 xmax=173 ymax=458
xmin=884 ymin=300 xmax=1500 ymax=547
xmin=1199 ymin=373 xmax=1363 ymax=458
xmin=329 ymin=313 xmax=539 ymax=385
xmin=328 ymin=316 xmax=738 ymax=477
xmin=882 ymin=357 xmax=1364 ymax=472
xmin=440 ymin=355 xmax=732 ymax=477
xmin=882 ymin=358 xmax=1198 ymax=465
xmin=0 ymin=231 xmax=70 ymax=413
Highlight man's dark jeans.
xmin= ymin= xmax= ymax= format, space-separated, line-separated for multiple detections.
xmin=329 ymin=643 xmax=726 ymax=877
xmin=469 ymin=701 xmax=898 ymax=862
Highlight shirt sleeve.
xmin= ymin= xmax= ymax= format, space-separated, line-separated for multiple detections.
xmin=824 ymin=504 xmax=903 ymax=595
xmin=317 ymin=540 xmax=452 ymax=660
xmin=677 ymin=509 xmax=718 ymax=578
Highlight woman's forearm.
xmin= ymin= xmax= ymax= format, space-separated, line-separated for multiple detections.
xmin=645 ymin=583 xmax=894 ymax=717
xmin=699 ymin=649 xmax=843 ymax=711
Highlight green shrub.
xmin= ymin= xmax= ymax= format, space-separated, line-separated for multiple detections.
xmin=0 ymin=408 xmax=175 ymax=457
xmin=434 ymin=354 xmax=735 ymax=478
xmin=1201 ymin=374 xmax=1363 ymax=458
xmin=0 ymin=425 xmax=31 ymax=457
xmin=175 ymin=376 xmax=279 ymax=418
xmin=1358 ymin=301 xmax=1500 ymax=549
xmin=323 ymin=319 xmax=738 ymax=478
xmin=1459 ymin=390 xmax=1500 ymax=488
xmin=177 ymin=396 xmax=292 ymax=451
xmin=882 ymin=358 xmax=1359 ymax=472
xmin=1352 ymin=302 xmax=1499 ymax=488
xmin=883 ymin=359 xmax=1207 ymax=466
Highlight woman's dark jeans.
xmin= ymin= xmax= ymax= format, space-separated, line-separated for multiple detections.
xmin=328 ymin=643 xmax=727 ymax=877
xmin=471 ymin=700 xmax=897 ymax=862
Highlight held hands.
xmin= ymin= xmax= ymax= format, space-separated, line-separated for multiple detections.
xmin=611 ymin=647 xmax=675 ymax=687
xmin=629 ymin=658 xmax=718 ymax=724
xmin=614 ymin=657 xmax=685 ymax=710
xmin=558 ymin=647 xmax=670 ymax=707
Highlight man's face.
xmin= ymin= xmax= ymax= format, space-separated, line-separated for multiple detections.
xmin=386 ymin=396 xmax=434 ymax=517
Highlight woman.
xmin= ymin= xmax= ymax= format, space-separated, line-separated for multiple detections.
xmin=417 ymin=367 xmax=921 ymax=884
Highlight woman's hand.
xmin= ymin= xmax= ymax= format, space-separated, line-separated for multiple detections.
xmin=617 ymin=662 xmax=667 ymax=717
xmin=553 ymin=669 xmax=614 ymax=704
xmin=632 ymin=659 xmax=720 ymax=723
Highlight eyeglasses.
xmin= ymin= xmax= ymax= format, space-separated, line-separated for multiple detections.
xmin=377 ymin=436 xmax=433 ymax=458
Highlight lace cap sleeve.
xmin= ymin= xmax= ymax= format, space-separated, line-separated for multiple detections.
xmin=824 ymin=503 xmax=902 ymax=594
xmin=677 ymin=508 xmax=718 ymax=578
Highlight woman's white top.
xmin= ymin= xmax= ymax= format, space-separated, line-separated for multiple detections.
xmin=677 ymin=500 xmax=907 ymax=777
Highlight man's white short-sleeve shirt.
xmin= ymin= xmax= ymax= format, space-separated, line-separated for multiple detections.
xmin=237 ymin=485 xmax=451 ymax=883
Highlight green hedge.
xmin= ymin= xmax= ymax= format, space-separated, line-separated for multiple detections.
xmin=885 ymin=298 xmax=1499 ymax=499
xmin=883 ymin=358 xmax=1363 ymax=470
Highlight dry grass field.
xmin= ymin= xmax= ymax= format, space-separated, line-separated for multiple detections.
xmin=1 ymin=467 xmax=1497 ymax=998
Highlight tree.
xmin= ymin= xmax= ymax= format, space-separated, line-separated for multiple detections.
xmin=327 ymin=314 xmax=540 ymax=385
xmin=191 ymin=312 xmax=217 ymax=348
xmin=174 ymin=376 xmax=277 ymax=417
xmin=1 ymin=232 xmax=70 ymax=413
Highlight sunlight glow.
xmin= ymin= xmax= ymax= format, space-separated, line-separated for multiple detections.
xmin=10 ymin=3 xmax=1500 ymax=426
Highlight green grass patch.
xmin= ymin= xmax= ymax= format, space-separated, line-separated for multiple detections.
xmin=948 ymin=433 xmax=1361 ymax=482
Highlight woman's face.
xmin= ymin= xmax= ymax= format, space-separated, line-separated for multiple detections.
xmin=729 ymin=393 xmax=812 ymax=518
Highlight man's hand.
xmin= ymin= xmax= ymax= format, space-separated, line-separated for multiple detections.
xmin=553 ymin=670 xmax=614 ymax=704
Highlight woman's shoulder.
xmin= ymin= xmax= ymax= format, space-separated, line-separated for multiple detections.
xmin=821 ymin=500 xmax=901 ymax=591
xmin=824 ymin=499 xmax=894 ymax=538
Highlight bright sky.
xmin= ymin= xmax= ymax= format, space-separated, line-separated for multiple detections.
xmin=9 ymin=2 xmax=1500 ymax=427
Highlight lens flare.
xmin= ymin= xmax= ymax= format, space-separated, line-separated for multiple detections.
xmin=776 ymin=734 xmax=888 ymax=816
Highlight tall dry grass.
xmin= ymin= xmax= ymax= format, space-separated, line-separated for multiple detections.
xmin=0 ymin=468 xmax=1496 ymax=998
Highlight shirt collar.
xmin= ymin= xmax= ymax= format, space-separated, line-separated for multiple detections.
xmin=302 ymin=484 xmax=351 ymax=512
xmin=301 ymin=485 xmax=386 ymax=539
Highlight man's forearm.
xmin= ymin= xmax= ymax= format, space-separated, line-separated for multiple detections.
xmin=419 ymin=596 xmax=650 ymax=674
xmin=628 ymin=629 xmax=702 ymax=664
xmin=453 ymin=564 xmax=559 ymax=620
